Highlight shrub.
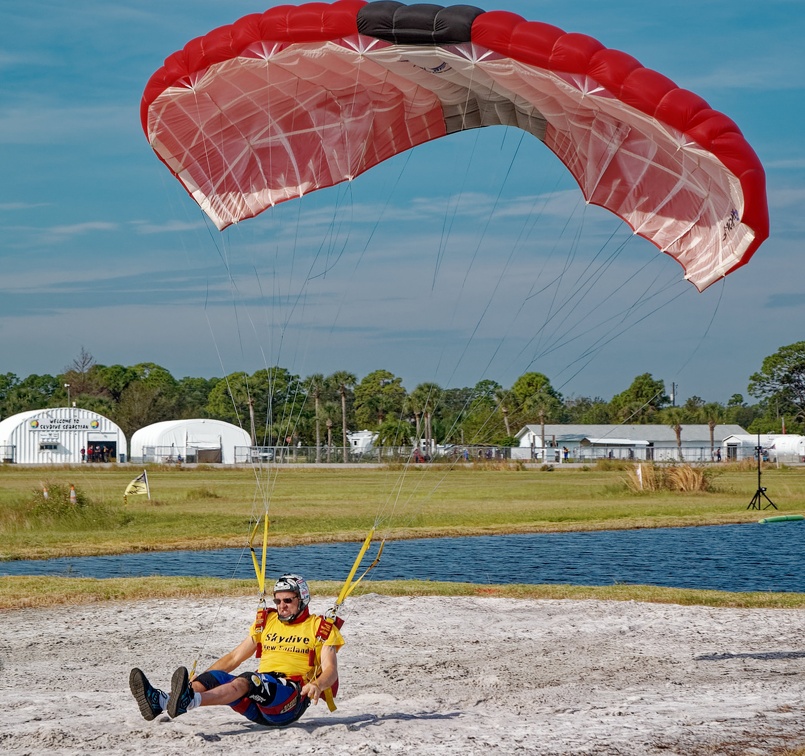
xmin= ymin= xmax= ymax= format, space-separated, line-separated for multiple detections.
xmin=28 ymin=482 xmax=118 ymax=528
xmin=624 ymin=463 xmax=715 ymax=494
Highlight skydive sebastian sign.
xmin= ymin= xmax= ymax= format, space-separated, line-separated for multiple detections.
xmin=29 ymin=418 xmax=100 ymax=431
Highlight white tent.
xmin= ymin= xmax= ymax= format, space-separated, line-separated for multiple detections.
xmin=0 ymin=407 xmax=127 ymax=464
xmin=130 ymin=419 xmax=251 ymax=464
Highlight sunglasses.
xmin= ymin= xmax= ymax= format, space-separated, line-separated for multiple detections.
xmin=273 ymin=597 xmax=297 ymax=605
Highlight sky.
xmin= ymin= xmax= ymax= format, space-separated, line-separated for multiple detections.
xmin=2 ymin=0 xmax=803 ymax=406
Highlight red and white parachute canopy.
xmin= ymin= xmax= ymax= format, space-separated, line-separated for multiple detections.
xmin=141 ymin=0 xmax=768 ymax=291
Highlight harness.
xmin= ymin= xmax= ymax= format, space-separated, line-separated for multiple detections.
xmin=249 ymin=524 xmax=385 ymax=713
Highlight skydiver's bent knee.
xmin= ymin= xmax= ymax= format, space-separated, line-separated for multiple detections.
xmin=194 ymin=670 xmax=309 ymax=727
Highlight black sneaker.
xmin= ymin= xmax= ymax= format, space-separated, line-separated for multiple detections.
xmin=167 ymin=666 xmax=194 ymax=718
xmin=129 ymin=668 xmax=165 ymax=721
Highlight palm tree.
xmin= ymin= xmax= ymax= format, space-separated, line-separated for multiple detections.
xmin=374 ymin=418 xmax=411 ymax=459
xmin=329 ymin=371 xmax=356 ymax=463
xmin=409 ymin=382 xmax=442 ymax=456
xmin=405 ymin=392 xmax=424 ymax=444
xmin=307 ymin=373 xmax=326 ymax=463
xmin=318 ymin=401 xmax=340 ymax=463
xmin=495 ymin=387 xmax=513 ymax=437
xmin=702 ymin=402 xmax=725 ymax=461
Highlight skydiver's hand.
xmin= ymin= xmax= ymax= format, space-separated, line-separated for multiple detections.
xmin=302 ymin=680 xmax=322 ymax=704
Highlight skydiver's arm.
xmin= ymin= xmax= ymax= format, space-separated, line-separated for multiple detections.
xmin=301 ymin=645 xmax=339 ymax=704
xmin=202 ymin=635 xmax=259 ymax=675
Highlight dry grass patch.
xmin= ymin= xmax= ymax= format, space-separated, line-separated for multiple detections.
xmin=625 ymin=463 xmax=715 ymax=493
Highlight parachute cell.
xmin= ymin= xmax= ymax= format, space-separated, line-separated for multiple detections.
xmin=141 ymin=0 xmax=768 ymax=291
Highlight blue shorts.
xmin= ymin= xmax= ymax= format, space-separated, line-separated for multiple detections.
xmin=195 ymin=670 xmax=310 ymax=727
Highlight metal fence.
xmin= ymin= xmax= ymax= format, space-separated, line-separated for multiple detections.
xmin=133 ymin=443 xmax=805 ymax=466
xmin=232 ymin=445 xmax=515 ymax=464
xmin=139 ymin=445 xmax=221 ymax=464
xmin=521 ymin=445 xmax=805 ymax=465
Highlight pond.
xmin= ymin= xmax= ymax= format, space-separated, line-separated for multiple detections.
xmin=2 ymin=522 xmax=803 ymax=593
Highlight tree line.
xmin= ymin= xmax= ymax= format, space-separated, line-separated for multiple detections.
xmin=2 ymin=342 xmax=803 ymax=448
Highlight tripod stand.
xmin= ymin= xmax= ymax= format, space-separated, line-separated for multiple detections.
xmin=747 ymin=437 xmax=777 ymax=510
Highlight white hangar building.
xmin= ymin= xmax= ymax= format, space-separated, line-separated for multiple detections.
xmin=514 ymin=423 xmax=749 ymax=462
xmin=130 ymin=419 xmax=251 ymax=464
xmin=0 ymin=407 xmax=128 ymax=464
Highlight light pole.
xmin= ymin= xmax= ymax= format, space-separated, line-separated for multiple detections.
xmin=64 ymin=383 xmax=71 ymax=407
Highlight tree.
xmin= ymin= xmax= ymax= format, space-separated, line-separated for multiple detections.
xmin=329 ymin=371 xmax=357 ymax=462
xmin=319 ymin=401 xmax=340 ymax=463
xmin=564 ymin=395 xmax=611 ymax=424
xmin=176 ymin=376 xmax=219 ymax=418
xmin=94 ymin=364 xmax=138 ymax=403
xmin=510 ymin=372 xmax=563 ymax=447
xmin=748 ymin=342 xmax=805 ymax=426
xmin=305 ymin=373 xmax=327 ymax=462
xmin=702 ymin=402 xmax=725 ymax=459
xmin=490 ymin=383 xmax=512 ymax=437
xmin=681 ymin=396 xmax=706 ymax=422
xmin=205 ymin=372 xmax=250 ymax=426
xmin=354 ymin=370 xmax=406 ymax=429
xmin=0 ymin=373 xmax=19 ymax=413
xmin=374 ymin=417 xmax=412 ymax=455
xmin=115 ymin=381 xmax=177 ymax=438
xmin=724 ymin=393 xmax=759 ymax=430
xmin=409 ymin=382 xmax=442 ymax=453
xmin=62 ymin=347 xmax=99 ymax=397
xmin=4 ymin=374 xmax=58 ymax=414
xmin=609 ymin=373 xmax=669 ymax=423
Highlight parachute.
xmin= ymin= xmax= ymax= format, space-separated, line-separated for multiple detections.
xmin=141 ymin=0 xmax=767 ymax=292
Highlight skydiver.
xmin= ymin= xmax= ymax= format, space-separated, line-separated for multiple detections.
xmin=129 ymin=574 xmax=343 ymax=727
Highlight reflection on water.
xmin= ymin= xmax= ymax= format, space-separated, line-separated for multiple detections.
xmin=3 ymin=522 xmax=803 ymax=593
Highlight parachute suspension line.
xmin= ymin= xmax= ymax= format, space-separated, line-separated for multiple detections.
xmin=668 ymin=276 xmax=726 ymax=382
xmin=182 ymin=85 xmax=301 ymax=615
xmin=434 ymin=145 xmax=576 ymax=398
xmin=365 ymin=130 xmax=594 ymax=538
xmin=434 ymin=130 xmax=536 ymax=388
xmin=319 ymin=67 xmax=417 ymax=340
xmin=518 ymin=193 xmax=591 ymax=364
xmin=498 ymin=113 xmax=678 ymax=380
xmin=420 ymin=127 xmax=531 ymax=396
xmin=515 ymin=225 xmax=637 ymax=367
xmin=552 ymin=277 xmax=689 ymax=391
xmin=430 ymin=60 xmax=492 ymax=289
xmin=526 ymin=243 xmax=685 ymax=379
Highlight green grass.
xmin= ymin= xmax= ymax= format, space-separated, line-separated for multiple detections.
xmin=1 ymin=463 xmax=804 ymax=610
xmin=2 ymin=575 xmax=804 ymax=611
xmin=0 ymin=463 xmax=801 ymax=560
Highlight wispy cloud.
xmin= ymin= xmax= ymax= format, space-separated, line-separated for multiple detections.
xmin=0 ymin=103 xmax=135 ymax=145
xmin=766 ymin=158 xmax=805 ymax=170
xmin=0 ymin=202 xmax=50 ymax=211
xmin=46 ymin=221 xmax=118 ymax=237
xmin=129 ymin=219 xmax=208 ymax=235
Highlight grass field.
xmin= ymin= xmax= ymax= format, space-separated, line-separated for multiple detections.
xmin=0 ymin=460 xmax=801 ymax=560
xmin=1 ymin=461 xmax=803 ymax=610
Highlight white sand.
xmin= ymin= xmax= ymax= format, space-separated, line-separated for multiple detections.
xmin=2 ymin=594 xmax=805 ymax=755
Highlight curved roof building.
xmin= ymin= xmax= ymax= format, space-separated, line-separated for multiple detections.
xmin=0 ymin=407 xmax=127 ymax=464
xmin=130 ymin=418 xmax=251 ymax=464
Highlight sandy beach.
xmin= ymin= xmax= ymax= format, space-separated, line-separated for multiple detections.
xmin=2 ymin=593 xmax=805 ymax=755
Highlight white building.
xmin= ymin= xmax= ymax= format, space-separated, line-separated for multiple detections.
xmin=347 ymin=430 xmax=377 ymax=455
xmin=130 ymin=419 xmax=251 ymax=464
xmin=0 ymin=407 xmax=127 ymax=464
xmin=514 ymin=423 xmax=749 ymax=462
xmin=722 ymin=434 xmax=805 ymax=463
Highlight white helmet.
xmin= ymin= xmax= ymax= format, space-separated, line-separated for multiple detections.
xmin=273 ymin=573 xmax=310 ymax=622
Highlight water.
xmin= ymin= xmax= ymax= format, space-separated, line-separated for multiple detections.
xmin=3 ymin=522 xmax=803 ymax=593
